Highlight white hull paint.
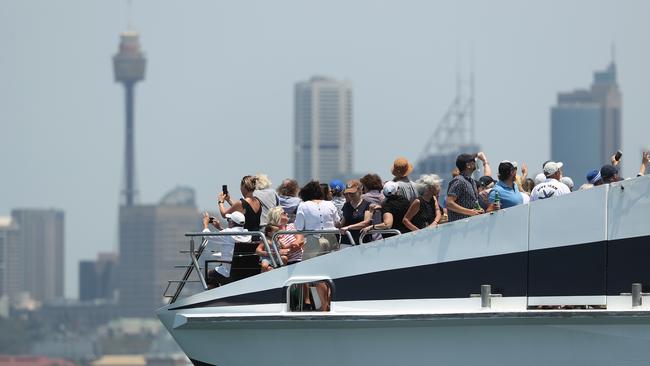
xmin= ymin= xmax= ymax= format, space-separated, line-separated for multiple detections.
xmin=157 ymin=177 xmax=650 ymax=366
xmin=159 ymin=310 xmax=650 ymax=366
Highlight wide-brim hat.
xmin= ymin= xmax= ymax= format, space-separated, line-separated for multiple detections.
xmin=391 ymin=157 xmax=413 ymax=178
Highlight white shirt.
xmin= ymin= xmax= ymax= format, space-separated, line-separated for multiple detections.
xmin=294 ymin=200 xmax=340 ymax=231
xmin=530 ymin=178 xmax=571 ymax=201
xmin=201 ymin=227 xmax=251 ymax=277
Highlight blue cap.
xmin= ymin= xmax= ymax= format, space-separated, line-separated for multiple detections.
xmin=586 ymin=169 xmax=601 ymax=184
xmin=329 ymin=179 xmax=345 ymax=193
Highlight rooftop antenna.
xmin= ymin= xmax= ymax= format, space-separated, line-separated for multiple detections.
xmin=610 ymin=42 xmax=616 ymax=65
xmin=127 ymin=0 xmax=133 ymax=30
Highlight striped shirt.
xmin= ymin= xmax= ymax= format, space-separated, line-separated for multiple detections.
xmin=277 ymin=223 xmax=302 ymax=262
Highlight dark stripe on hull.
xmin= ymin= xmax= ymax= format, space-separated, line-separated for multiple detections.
xmin=190 ymin=359 xmax=216 ymax=366
xmin=528 ymin=241 xmax=607 ymax=297
xmin=170 ymin=287 xmax=284 ymax=310
xmin=335 ymin=251 xmax=528 ymax=301
xmin=607 ymin=235 xmax=650 ymax=295
xmin=169 ymin=236 xmax=649 ymax=309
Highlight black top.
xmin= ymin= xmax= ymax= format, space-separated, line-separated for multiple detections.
xmin=411 ymin=196 xmax=438 ymax=229
xmin=382 ymin=195 xmax=411 ymax=237
xmin=240 ymin=198 xmax=261 ymax=232
xmin=446 ymin=175 xmax=479 ymax=222
xmin=341 ymin=199 xmax=371 ymax=244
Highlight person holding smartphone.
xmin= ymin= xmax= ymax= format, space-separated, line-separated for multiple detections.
xmin=218 ymin=175 xmax=262 ymax=232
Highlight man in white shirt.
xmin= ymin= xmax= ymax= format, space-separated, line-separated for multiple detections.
xmin=201 ymin=211 xmax=251 ymax=288
xmin=530 ymin=161 xmax=571 ymax=201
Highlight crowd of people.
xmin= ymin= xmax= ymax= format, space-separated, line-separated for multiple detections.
xmin=200 ymin=150 xmax=650 ymax=287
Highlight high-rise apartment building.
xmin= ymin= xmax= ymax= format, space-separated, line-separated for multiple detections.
xmin=118 ymin=187 xmax=199 ymax=317
xmin=294 ymin=76 xmax=353 ymax=184
xmin=0 ymin=217 xmax=20 ymax=302
xmin=11 ymin=209 xmax=65 ymax=304
xmin=551 ymin=62 xmax=622 ymax=182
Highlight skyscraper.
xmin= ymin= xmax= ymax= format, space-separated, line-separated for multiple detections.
xmin=294 ymin=76 xmax=353 ymax=184
xmin=551 ymin=61 xmax=622 ymax=182
xmin=118 ymin=187 xmax=198 ymax=317
xmin=113 ymin=30 xmax=146 ymax=206
xmin=79 ymin=252 xmax=117 ymax=302
xmin=0 ymin=217 xmax=20 ymax=303
xmin=11 ymin=209 xmax=65 ymax=304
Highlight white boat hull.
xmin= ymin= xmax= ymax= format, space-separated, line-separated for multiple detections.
xmin=160 ymin=311 xmax=650 ymax=366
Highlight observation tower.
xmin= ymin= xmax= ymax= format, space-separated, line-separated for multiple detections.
xmin=113 ymin=30 xmax=146 ymax=206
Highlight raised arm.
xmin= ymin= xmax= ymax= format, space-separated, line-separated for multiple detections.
xmin=639 ymin=151 xmax=649 ymax=177
xmin=218 ymin=192 xmax=243 ymax=218
xmin=477 ymin=152 xmax=492 ymax=177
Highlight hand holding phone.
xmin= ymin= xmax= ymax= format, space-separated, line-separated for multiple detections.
xmin=615 ymin=150 xmax=623 ymax=161
xmin=222 ymin=185 xmax=228 ymax=195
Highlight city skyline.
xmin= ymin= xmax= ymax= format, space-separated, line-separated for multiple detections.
xmin=1 ymin=1 xmax=649 ymax=298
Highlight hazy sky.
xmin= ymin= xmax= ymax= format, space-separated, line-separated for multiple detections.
xmin=1 ymin=1 xmax=649 ymax=298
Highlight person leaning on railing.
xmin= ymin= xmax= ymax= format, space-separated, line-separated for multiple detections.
xmin=402 ymin=174 xmax=443 ymax=231
xmin=256 ymin=225 xmax=288 ymax=271
xmin=361 ymin=181 xmax=410 ymax=239
xmin=201 ymin=211 xmax=251 ymax=289
xmin=339 ymin=179 xmax=372 ymax=244
xmin=295 ymin=181 xmax=340 ymax=260
xmin=266 ymin=206 xmax=304 ymax=265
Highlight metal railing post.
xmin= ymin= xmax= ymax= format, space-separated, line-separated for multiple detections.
xmin=170 ymin=237 xmax=208 ymax=304
xmin=358 ymin=229 xmax=402 ymax=243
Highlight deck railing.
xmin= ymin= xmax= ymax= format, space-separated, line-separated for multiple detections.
xmin=166 ymin=228 xmax=400 ymax=304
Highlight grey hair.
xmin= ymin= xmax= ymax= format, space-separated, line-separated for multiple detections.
xmin=255 ymin=174 xmax=273 ymax=190
xmin=415 ymin=174 xmax=443 ymax=195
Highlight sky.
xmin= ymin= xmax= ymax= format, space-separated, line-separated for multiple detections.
xmin=1 ymin=0 xmax=649 ymax=299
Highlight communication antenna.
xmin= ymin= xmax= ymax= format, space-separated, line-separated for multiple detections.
xmin=127 ymin=0 xmax=133 ymax=30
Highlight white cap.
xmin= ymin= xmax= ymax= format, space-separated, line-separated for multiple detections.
xmin=382 ymin=181 xmax=399 ymax=196
xmin=534 ymin=173 xmax=546 ymax=186
xmin=225 ymin=211 xmax=246 ymax=225
xmin=543 ymin=161 xmax=563 ymax=176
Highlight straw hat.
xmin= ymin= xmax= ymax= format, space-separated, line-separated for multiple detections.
xmin=391 ymin=157 xmax=413 ymax=178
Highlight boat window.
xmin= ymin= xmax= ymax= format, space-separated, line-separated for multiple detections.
xmin=287 ymin=280 xmax=332 ymax=312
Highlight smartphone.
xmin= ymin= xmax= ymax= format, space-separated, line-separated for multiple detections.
xmin=615 ymin=150 xmax=623 ymax=161
xmin=222 ymin=185 xmax=228 ymax=195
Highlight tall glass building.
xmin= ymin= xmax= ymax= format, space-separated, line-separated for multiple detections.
xmin=294 ymin=76 xmax=353 ymax=184
xmin=551 ymin=62 xmax=622 ymax=183
xmin=10 ymin=209 xmax=65 ymax=304
xmin=118 ymin=187 xmax=199 ymax=317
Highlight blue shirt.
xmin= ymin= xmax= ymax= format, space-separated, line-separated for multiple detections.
xmin=488 ymin=181 xmax=523 ymax=209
